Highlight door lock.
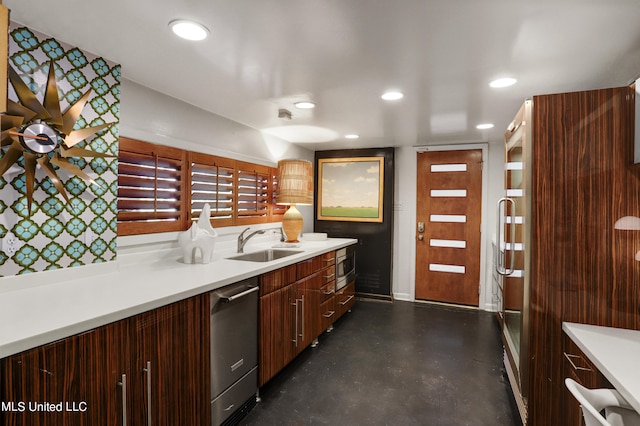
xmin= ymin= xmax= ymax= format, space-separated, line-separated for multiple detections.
xmin=417 ymin=222 xmax=424 ymax=233
xmin=418 ymin=235 xmax=424 ymax=241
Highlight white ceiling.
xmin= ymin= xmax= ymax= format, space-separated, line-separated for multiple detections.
xmin=5 ymin=0 xmax=640 ymax=151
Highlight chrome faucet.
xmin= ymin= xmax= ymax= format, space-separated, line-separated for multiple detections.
xmin=237 ymin=227 xmax=266 ymax=253
xmin=270 ymin=227 xmax=285 ymax=242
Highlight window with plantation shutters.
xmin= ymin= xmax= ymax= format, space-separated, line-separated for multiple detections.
xmin=189 ymin=152 xmax=235 ymax=228
xmin=117 ymin=138 xmax=289 ymax=235
xmin=118 ymin=137 xmax=187 ymax=235
xmin=236 ymin=162 xmax=270 ymax=224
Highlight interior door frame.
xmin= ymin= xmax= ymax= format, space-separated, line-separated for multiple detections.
xmin=409 ymin=143 xmax=490 ymax=309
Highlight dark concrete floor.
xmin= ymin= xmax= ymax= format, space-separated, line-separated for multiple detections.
xmin=241 ymin=299 xmax=522 ymax=426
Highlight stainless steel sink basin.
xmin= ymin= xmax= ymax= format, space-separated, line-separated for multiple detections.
xmin=228 ymin=249 xmax=303 ymax=262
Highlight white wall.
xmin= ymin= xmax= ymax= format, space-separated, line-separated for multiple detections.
xmin=392 ymin=142 xmax=505 ymax=311
xmin=117 ymin=79 xmax=315 ymax=250
xmin=117 ymin=79 xmax=506 ymax=310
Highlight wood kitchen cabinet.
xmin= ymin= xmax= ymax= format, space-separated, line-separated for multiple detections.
xmin=0 ymin=320 xmax=130 ymax=425
xmin=0 ymin=295 xmax=209 ymax=426
xmin=284 ymin=271 xmax=322 ymax=364
xmin=258 ymin=264 xmax=296 ymax=386
xmin=335 ymin=280 xmax=355 ymax=320
xmin=561 ymin=336 xmax=607 ymax=426
xmin=129 ymin=295 xmax=209 ymax=425
xmin=319 ymin=265 xmax=337 ymax=332
xmin=258 ymin=250 xmax=340 ymax=387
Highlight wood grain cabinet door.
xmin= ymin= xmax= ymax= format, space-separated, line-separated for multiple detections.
xmin=303 ymin=271 xmax=323 ymax=344
xmin=0 ymin=296 xmax=209 ymax=426
xmin=0 ymin=322 xmax=131 ymax=426
xmin=282 ymin=281 xmax=301 ymax=365
xmin=131 ymin=295 xmax=210 ymax=426
xmin=258 ymin=288 xmax=286 ymax=387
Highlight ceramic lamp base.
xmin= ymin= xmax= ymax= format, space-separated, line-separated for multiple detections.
xmin=282 ymin=205 xmax=303 ymax=243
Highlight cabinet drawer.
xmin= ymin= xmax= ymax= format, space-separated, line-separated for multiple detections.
xmin=211 ymin=367 xmax=257 ymax=426
xmin=296 ymin=252 xmax=336 ymax=279
xmin=322 ymin=265 xmax=336 ymax=285
xmin=260 ymin=264 xmax=297 ymax=295
xmin=335 ymin=281 xmax=355 ymax=319
xmin=321 ymin=251 xmax=336 ymax=267
xmin=562 ymin=336 xmax=609 ymax=426
xmin=563 ymin=337 xmax=599 ymax=387
xmin=320 ymin=280 xmax=335 ymax=304
xmin=296 ymin=256 xmax=322 ymax=279
xmin=320 ymin=297 xmax=336 ymax=331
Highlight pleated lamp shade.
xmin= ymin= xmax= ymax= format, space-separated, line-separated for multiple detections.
xmin=276 ymin=159 xmax=313 ymax=242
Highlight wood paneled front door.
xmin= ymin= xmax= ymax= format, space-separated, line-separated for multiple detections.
xmin=415 ymin=150 xmax=482 ymax=305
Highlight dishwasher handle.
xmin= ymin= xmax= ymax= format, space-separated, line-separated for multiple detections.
xmin=220 ymin=285 xmax=259 ymax=303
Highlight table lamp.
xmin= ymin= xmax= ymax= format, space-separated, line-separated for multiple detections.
xmin=276 ymin=159 xmax=313 ymax=242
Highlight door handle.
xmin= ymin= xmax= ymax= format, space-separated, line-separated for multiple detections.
xmin=219 ymin=286 xmax=259 ymax=303
xmin=495 ymin=197 xmax=516 ymax=276
xmin=417 ymin=222 xmax=425 ymax=233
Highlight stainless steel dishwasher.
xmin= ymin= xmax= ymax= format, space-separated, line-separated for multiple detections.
xmin=210 ymin=277 xmax=258 ymax=426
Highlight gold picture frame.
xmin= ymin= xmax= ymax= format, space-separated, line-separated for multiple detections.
xmin=317 ymin=156 xmax=384 ymax=222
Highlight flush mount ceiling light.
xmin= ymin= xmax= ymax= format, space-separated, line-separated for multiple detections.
xmin=476 ymin=123 xmax=495 ymax=130
xmin=169 ymin=19 xmax=210 ymax=41
xmin=345 ymin=134 xmax=359 ymax=139
xmin=381 ymin=91 xmax=404 ymax=101
xmin=294 ymin=101 xmax=316 ymax=109
xmin=489 ymin=77 xmax=517 ymax=88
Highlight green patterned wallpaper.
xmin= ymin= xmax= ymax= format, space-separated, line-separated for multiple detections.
xmin=0 ymin=24 xmax=120 ymax=277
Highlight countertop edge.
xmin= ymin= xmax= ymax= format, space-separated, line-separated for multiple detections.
xmin=562 ymin=322 xmax=640 ymax=414
xmin=0 ymin=238 xmax=357 ymax=359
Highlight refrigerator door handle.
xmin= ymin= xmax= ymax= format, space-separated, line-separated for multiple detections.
xmin=495 ymin=197 xmax=516 ymax=276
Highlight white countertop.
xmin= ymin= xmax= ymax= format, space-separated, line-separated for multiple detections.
xmin=0 ymin=238 xmax=357 ymax=359
xmin=563 ymin=322 xmax=640 ymax=413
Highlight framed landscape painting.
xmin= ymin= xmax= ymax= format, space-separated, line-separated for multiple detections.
xmin=317 ymin=157 xmax=384 ymax=222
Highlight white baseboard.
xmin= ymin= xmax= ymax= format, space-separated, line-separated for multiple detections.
xmin=393 ymin=292 xmax=413 ymax=302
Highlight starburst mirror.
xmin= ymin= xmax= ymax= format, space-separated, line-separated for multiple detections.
xmin=0 ymin=60 xmax=115 ymax=215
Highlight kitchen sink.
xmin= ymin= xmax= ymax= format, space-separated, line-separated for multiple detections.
xmin=228 ymin=249 xmax=303 ymax=262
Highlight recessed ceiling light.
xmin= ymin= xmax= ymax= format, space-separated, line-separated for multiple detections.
xmin=381 ymin=91 xmax=404 ymax=101
xmin=476 ymin=123 xmax=494 ymax=130
xmin=345 ymin=134 xmax=359 ymax=139
xmin=169 ymin=19 xmax=210 ymax=41
xmin=489 ymin=78 xmax=517 ymax=88
xmin=294 ymin=101 xmax=316 ymax=109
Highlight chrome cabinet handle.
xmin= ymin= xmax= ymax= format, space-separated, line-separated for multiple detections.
xmin=323 ymin=311 xmax=335 ymax=318
xmin=292 ymin=299 xmax=298 ymax=346
xmin=300 ymin=294 xmax=305 ymax=342
xmin=322 ymin=289 xmax=335 ymax=296
xmin=143 ymin=361 xmax=152 ymax=426
xmin=340 ymin=295 xmax=354 ymax=306
xmin=323 ymin=273 xmax=335 ymax=280
xmin=564 ymin=352 xmax=592 ymax=372
xmin=117 ymin=374 xmax=127 ymax=426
